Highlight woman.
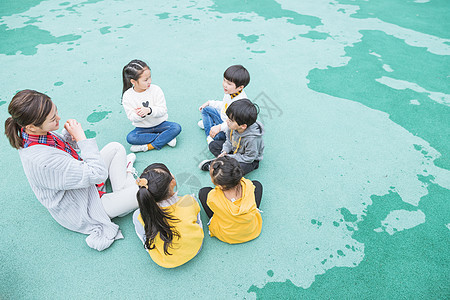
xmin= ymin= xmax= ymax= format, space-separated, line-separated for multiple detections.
xmin=5 ymin=90 xmax=138 ymax=251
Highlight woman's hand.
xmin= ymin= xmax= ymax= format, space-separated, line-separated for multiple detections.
xmin=64 ymin=119 xmax=87 ymax=142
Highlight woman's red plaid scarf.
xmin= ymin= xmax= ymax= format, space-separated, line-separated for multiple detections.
xmin=22 ymin=128 xmax=81 ymax=160
xmin=22 ymin=129 xmax=105 ymax=197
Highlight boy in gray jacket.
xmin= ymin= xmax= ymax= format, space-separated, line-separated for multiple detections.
xmin=199 ymin=99 xmax=264 ymax=175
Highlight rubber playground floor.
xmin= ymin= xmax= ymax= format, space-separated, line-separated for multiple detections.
xmin=0 ymin=0 xmax=449 ymax=299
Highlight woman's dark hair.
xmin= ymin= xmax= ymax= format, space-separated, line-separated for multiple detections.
xmin=137 ymin=163 xmax=180 ymax=255
xmin=4 ymin=90 xmax=53 ymax=149
xmin=122 ymin=59 xmax=150 ymax=96
xmin=210 ymin=156 xmax=243 ymax=190
xmin=224 ymin=65 xmax=250 ymax=88
xmin=226 ymin=98 xmax=259 ymax=127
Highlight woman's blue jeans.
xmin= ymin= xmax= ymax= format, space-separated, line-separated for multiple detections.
xmin=126 ymin=121 xmax=181 ymax=150
xmin=201 ymin=106 xmax=226 ymax=141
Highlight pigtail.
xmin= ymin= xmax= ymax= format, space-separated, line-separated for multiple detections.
xmin=122 ymin=65 xmax=133 ymax=97
xmin=232 ymin=163 xmax=243 ymax=179
xmin=211 ymin=159 xmax=223 ymax=178
xmin=4 ymin=117 xmax=23 ymax=149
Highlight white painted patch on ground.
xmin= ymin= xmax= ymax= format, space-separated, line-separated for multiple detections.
xmin=1 ymin=0 xmax=449 ymax=299
xmin=369 ymin=51 xmax=382 ymax=57
xmin=376 ymin=76 xmax=450 ymax=106
xmin=410 ymin=99 xmax=421 ymax=105
xmin=382 ymin=64 xmax=394 ymax=72
xmin=375 ymin=209 xmax=426 ymax=235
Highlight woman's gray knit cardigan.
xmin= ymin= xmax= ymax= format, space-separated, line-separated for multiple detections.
xmin=18 ymin=135 xmax=123 ymax=251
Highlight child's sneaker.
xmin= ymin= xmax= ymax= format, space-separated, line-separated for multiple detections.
xmin=130 ymin=144 xmax=149 ymax=152
xmin=198 ymin=120 xmax=204 ymax=129
xmin=126 ymin=153 xmax=137 ymax=178
xmin=198 ymin=158 xmax=215 ymax=171
xmin=126 ymin=153 xmax=136 ymax=170
xmin=206 ymin=136 xmax=214 ymax=144
xmin=167 ymin=138 xmax=177 ymax=147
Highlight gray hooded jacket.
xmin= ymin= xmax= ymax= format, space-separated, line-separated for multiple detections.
xmin=222 ymin=120 xmax=265 ymax=163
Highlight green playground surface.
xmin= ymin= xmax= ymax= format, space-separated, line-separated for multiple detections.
xmin=0 ymin=0 xmax=449 ymax=299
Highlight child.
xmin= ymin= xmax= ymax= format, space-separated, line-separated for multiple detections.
xmin=5 ymin=89 xmax=139 ymax=251
xmin=199 ymin=98 xmax=264 ymax=175
xmin=122 ymin=59 xmax=181 ymax=152
xmin=198 ymin=65 xmax=250 ymax=144
xmin=133 ymin=163 xmax=204 ymax=268
xmin=198 ymin=156 xmax=263 ymax=244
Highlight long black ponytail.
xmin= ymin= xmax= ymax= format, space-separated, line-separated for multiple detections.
xmin=137 ymin=163 xmax=180 ymax=255
xmin=122 ymin=59 xmax=150 ymax=98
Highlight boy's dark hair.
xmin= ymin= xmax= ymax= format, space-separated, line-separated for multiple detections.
xmin=210 ymin=156 xmax=243 ymax=190
xmin=226 ymin=98 xmax=259 ymax=127
xmin=223 ymin=65 xmax=250 ymax=88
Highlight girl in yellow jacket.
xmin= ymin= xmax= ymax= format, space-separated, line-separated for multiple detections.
xmin=198 ymin=156 xmax=262 ymax=244
xmin=133 ymin=163 xmax=204 ymax=268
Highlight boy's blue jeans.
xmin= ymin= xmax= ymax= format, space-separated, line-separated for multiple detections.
xmin=201 ymin=106 xmax=226 ymax=141
xmin=126 ymin=121 xmax=181 ymax=150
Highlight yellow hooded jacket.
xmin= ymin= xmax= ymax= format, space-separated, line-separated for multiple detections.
xmin=138 ymin=194 xmax=204 ymax=268
xmin=207 ymin=178 xmax=262 ymax=244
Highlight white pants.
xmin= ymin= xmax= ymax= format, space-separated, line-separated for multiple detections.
xmin=100 ymin=142 xmax=138 ymax=218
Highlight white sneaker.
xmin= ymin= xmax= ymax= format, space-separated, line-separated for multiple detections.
xmin=198 ymin=120 xmax=204 ymax=129
xmin=126 ymin=153 xmax=136 ymax=171
xmin=206 ymin=136 xmax=214 ymax=144
xmin=130 ymin=144 xmax=148 ymax=152
xmin=167 ymin=138 xmax=177 ymax=147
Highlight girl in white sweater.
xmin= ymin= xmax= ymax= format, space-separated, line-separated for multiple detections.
xmin=122 ymin=59 xmax=181 ymax=152
xmin=5 ymin=90 xmax=139 ymax=251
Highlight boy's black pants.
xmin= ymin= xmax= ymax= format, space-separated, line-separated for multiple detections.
xmin=209 ymin=140 xmax=259 ymax=175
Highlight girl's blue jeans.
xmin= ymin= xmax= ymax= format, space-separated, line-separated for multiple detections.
xmin=201 ymin=106 xmax=226 ymax=141
xmin=126 ymin=121 xmax=181 ymax=150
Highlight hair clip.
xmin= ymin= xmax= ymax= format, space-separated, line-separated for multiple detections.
xmin=136 ymin=177 xmax=148 ymax=189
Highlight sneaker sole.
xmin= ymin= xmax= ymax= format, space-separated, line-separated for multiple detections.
xmin=130 ymin=147 xmax=148 ymax=153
